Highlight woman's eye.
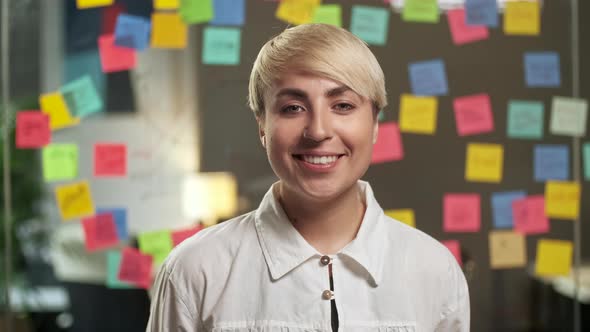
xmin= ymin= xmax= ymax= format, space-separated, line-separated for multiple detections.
xmin=281 ymin=105 xmax=305 ymax=113
xmin=334 ymin=103 xmax=354 ymax=112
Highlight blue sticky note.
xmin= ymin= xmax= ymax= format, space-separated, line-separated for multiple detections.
xmin=350 ymin=5 xmax=390 ymax=46
xmin=534 ymin=144 xmax=570 ymax=182
xmin=491 ymin=191 xmax=526 ymax=228
xmin=524 ymin=52 xmax=561 ymax=88
xmin=583 ymin=142 xmax=590 ymax=180
xmin=60 ymin=75 xmax=104 ymax=118
xmin=408 ymin=59 xmax=448 ymax=96
xmin=210 ymin=0 xmax=245 ymax=26
xmin=202 ymin=27 xmax=241 ymax=65
xmin=114 ymin=14 xmax=151 ymax=51
xmin=465 ymin=0 xmax=498 ymax=27
xmin=106 ymin=250 xmax=135 ymax=289
xmin=507 ymin=100 xmax=544 ymax=139
xmin=97 ymin=207 xmax=128 ymax=241
xmin=63 ymin=49 xmax=106 ymax=99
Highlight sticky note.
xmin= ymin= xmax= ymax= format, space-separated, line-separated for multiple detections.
xmin=97 ymin=207 xmax=128 ymax=241
xmin=408 ymin=59 xmax=448 ymax=96
xmin=524 ymin=52 xmax=561 ymax=88
xmin=371 ymin=122 xmax=404 ymax=164
xmin=276 ymin=0 xmax=320 ymax=25
xmin=211 ymin=0 xmax=245 ymax=26
xmin=399 ymin=94 xmax=437 ymax=134
xmin=42 ymin=144 xmax=78 ymax=182
xmin=350 ymin=6 xmax=390 ymax=46
xmin=441 ymin=240 xmax=462 ymax=266
xmin=202 ymin=27 xmax=241 ymax=65
xmin=63 ymin=49 xmax=106 ymax=100
xmin=15 ymin=111 xmax=51 ymax=148
xmin=447 ymin=9 xmax=488 ymax=45
xmin=550 ymin=97 xmax=588 ymax=137
xmin=94 ymin=143 xmax=127 ymax=177
xmin=60 ymin=75 xmax=104 ymax=118
xmin=151 ymin=13 xmax=187 ymax=49
xmin=534 ymin=145 xmax=569 ymax=182
xmin=118 ymin=247 xmax=153 ymax=289
xmin=98 ymin=34 xmax=136 ymax=73
xmin=465 ymin=143 xmax=503 ymax=183
xmin=384 ymin=209 xmax=415 ymax=228
xmin=138 ymin=230 xmax=173 ymax=265
xmin=101 ymin=3 xmax=126 ymax=35
xmin=584 ymin=143 xmax=590 ymax=180
xmin=489 ymin=231 xmax=526 ymax=269
xmin=39 ymin=92 xmax=79 ymax=130
xmin=402 ymin=0 xmax=439 ymax=23
xmin=180 ymin=0 xmax=214 ymax=24
xmin=443 ymin=193 xmax=481 ymax=233
xmin=545 ymin=181 xmax=581 ymax=219
xmin=535 ymin=239 xmax=573 ymax=277
xmin=82 ymin=213 xmax=119 ymax=252
xmin=453 ymin=93 xmax=494 ymax=136
xmin=504 ymin=1 xmax=540 ymax=36
xmin=55 ymin=181 xmax=95 ymax=221
xmin=77 ymin=0 xmax=114 ymax=9
xmin=507 ymin=100 xmax=544 ymax=139
xmin=154 ymin=0 xmax=179 ymax=10
xmin=114 ymin=14 xmax=151 ymax=51
xmin=465 ymin=0 xmax=498 ymax=27
xmin=491 ymin=191 xmax=526 ymax=229
xmin=171 ymin=225 xmax=204 ymax=247
xmin=512 ymin=195 xmax=549 ymax=235
xmin=106 ymin=250 xmax=135 ymax=289
xmin=312 ymin=4 xmax=342 ymax=27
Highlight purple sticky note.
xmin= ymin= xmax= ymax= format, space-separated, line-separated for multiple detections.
xmin=444 ymin=193 xmax=481 ymax=233
xmin=453 ymin=93 xmax=494 ymax=136
xmin=513 ymin=195 xmax=549 ymax=234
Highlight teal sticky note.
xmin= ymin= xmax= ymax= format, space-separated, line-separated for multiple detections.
xmin=60 ymin=75 xmax=104 ymax=118
xmin=63 ymin=49 xmax=106 ymax=100
xmin=106 ymin=250 xmax=135 ymax=289
xmin=350 ymin=5 xmax=390 ymax=46
xmin=507 ymin=100 xmax=544 ymax=139
xmin=202 ymin=27 xmax=241 ymax=65
xmin=583 ymin=142 xmax=590 ymax=180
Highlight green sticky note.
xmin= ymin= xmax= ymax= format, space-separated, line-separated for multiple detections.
xmin=42 ymin=144 xmax=78 ymax=182
xmin=138 ymin=230 xmax=173 ymax=265
xmin=403 ymin=0 xmax=439 ymax=23
xmin=202 ymin=27 xmax=241 ymax=65
xmin=584 ymin=142 xmax=590 ymax=180
xmin=350 ymin=6 xmax=390 ymax=46
xmin=106 ymin=250 xmax=135 ymax=289
xmin=507 ymin=100 xmax=544 ymax=139
xmin=61 ymin=75 xmax=103 ymax=118
xmin=312 ymin=4 xmax=342 ymax=27
xmin=179 ymin=0 xmax=213 ymax=24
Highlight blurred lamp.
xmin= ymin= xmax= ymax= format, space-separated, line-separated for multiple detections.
xmin=182 ymin=172 xmax=238 ymax=226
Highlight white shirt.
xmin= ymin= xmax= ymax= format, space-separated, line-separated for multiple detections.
xmin=147 ymin=181 xmax=470 ymax=332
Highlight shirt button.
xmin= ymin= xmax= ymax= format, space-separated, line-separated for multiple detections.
xmin=322 ymin=290 xmax=334 ymax=300
xmin=320 ymin=255 xmax=331 ymax=266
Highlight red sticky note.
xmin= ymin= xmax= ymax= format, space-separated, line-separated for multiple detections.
xmin=447 ymin=9 xmax=489 ymax=45
xmin=15 ymin=111 xmax=51 ymax=148
xmin=513 ymin=195 xmax=549 ymax=234
xmin=94 ymin=143 xmax=127 ymax=177
xmin=444 ymin=193 xmax=481 ymax=232
xmin=172 ymin=225 xmax=204 ymax=247
xmin=453 ymin=93 xmax=494 ymax=136
xmin=118 ymin=247 xmax=153 ymax=289
xmin=442 ymin=240 xmax=463 ymax=267
xmin=102 ymin=3 xmax=126 ymax=35
xmin=98 ymin=34 xmax=136 ymax=73
xmin=371 ymin=122 xmax=404 ymax=164
xmin=82 ymin=213 xmax=119 ymax=252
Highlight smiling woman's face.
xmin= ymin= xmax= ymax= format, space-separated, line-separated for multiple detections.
xmin=258 ymin=71 xmax=378 ymax=203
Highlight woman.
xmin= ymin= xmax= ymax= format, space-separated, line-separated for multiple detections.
xmin=147 ymin=23 xmax=469 ymax=332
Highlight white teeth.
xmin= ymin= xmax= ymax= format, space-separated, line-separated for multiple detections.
xmin=302 ymin=155 xmax=338 ymax=165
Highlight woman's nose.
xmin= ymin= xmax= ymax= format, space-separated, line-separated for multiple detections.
xmin=302 ymin=109 xmax=333 ymax=143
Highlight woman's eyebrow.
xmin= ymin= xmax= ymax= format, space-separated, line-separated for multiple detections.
xmin=275 ymin=88 xmax=307 ymax=99
xmin=325 ymin=85 xmax=352 ymax=98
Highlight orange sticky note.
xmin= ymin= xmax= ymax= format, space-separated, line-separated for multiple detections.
xmin=39 ymin=92 xmax=79 ymax=130
xmin=371 ymin=122 xmax=404 ymax=164
xmin=384 ymin=209 xmax=416 ymax=228
xmin=545 ymin=181 xmax=581 ymax=219
xmin=489 ymin=231 xmax=527 ymax=269
xmin=442 ymin=240 xmax=462 ymax=267
xmin=465 ymin=143 xmax=504 ymax=183
xmin=443 ymin=193 xmax=481 ymax=233
xmin=151 ymin=13 xmax=188 ymax=49
xmin=77 ymin=0 xmax=114 ymax=9
xmin=399 ymin=94 xmax=438 ymax=135
xmin=276 ymin=0 xmax=320 ymax=25
xmin=98 ymin=34 xmax=136 ymax=73
xmin=535 ymin=239 xmax=573 ymax=277
xmin=504 ymin=1 xmax=540 ymax=36
xmin=171 ymin=224 xmax=204 ymax=247
xmin=117 ymin=247 xmax=153 ymax=289
xmin=82 ymin=213 xmax=120 ymax=252
xmin=94 ymin=143 xmax=127 ymax=177
xmin=55 ymin=181 xmax=95 ymax=221
xmin=16 ymin=111 xmax=51 ymax=148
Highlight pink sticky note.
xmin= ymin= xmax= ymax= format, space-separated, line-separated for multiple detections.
xmin=98 ymin=34 xmax=136 ymax=73
xmin=444 ymin=193 xmax=481 ymax=232
xmin=82 ymin=213 xmax=119 ymax=252
xmin=94 ymin=143 xmax=127 ymax=177
xmin=101 ymin=3 xmax=126 ymax=35
xmin=447 ymin=9 xmax=489 ymax=45
xmin=118 ymin=247 xmax=153 ymax=289
xmin=513 ymin=195 xmax=549 ymax=234
xmin=172 ymin=225 xmax=204 ymax=247
xmin=15 ymin=111 xmax=51 ymax=148
xmin=371 ymin=122 xmax=404 ymax=164
xmin=442 ymin=240 xmax=463 ymax=267
xmin=453 ymin=93 xmax=494 ymax=136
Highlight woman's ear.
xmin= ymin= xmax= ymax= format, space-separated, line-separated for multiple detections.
xmin=372 ymin=117 xmax=379 ymax=144
xmin=257 ymin=117 xmax=266 ymax=148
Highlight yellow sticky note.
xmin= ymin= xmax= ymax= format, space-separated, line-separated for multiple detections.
xmin=154 ymin=0 xmax=179 ymax=9
xmin=55 ymin=181 xmax=95 ymax=221
xmin=545 ymin=181 xmax=581 ymax=219
xmin=385 ymin=209 xmax=415 ymax=228
xmin=276 ymin=0 xmax=321 ymax=25
xmin=151 ymin=13 xmax=188 ymax=49
xmin=489 ymin=231 xmax=526 ymax=269
xmin=399 ymin=94 xmax=438 ymax=134
xmin=40 ymin=93 xmax=80 ymax=130
xmin=465 ymin=143 xmax=504 ymax=183
xmin=535 ymin=239 xmax=573 ymax=277
xmin=504 ymin=1 xmax=540 ymax=36
xmin=76 ymin=0 xmax=114 ymax=9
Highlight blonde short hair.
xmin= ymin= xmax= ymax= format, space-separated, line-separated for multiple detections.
xmin=248 ymin=23 xmax=387 ymax=118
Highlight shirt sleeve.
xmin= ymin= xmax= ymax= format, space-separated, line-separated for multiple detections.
xmin=434 ymin=253 xmax=470 ymax=332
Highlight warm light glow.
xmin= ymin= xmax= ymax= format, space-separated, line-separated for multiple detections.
xmin=182 ymin=172 xmax=238 ymax=226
